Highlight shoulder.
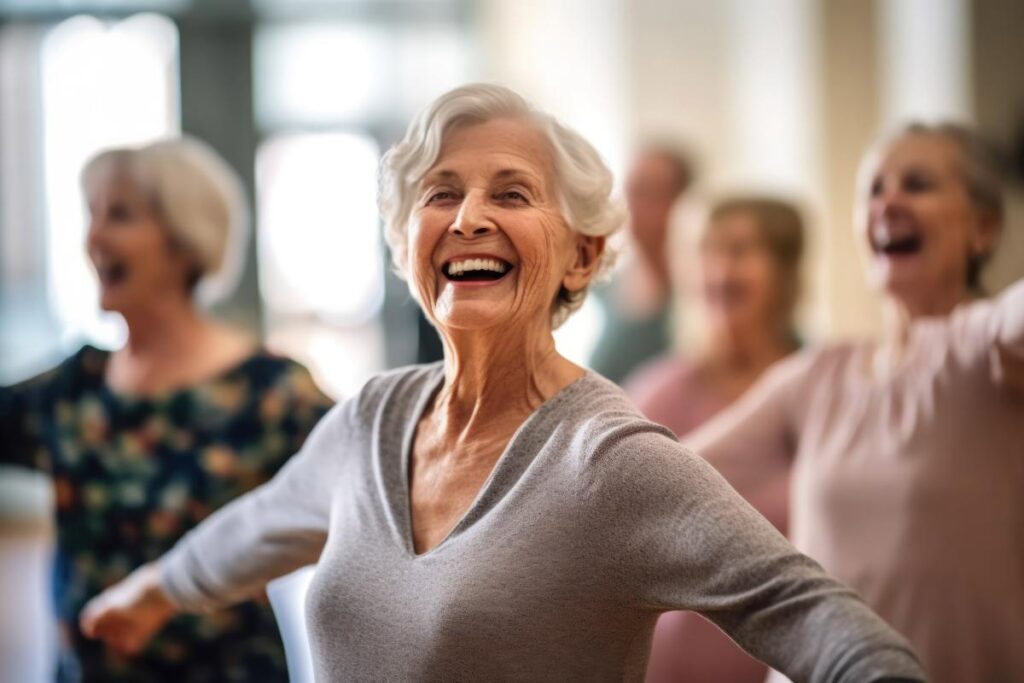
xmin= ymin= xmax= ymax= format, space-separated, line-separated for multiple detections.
xmin=556 ymin=376 xmax=728 ymax=508
xmin=285 ymin=363 xmax=440 ymax=463
xmin=622 ymin=353 xmax=695 ymax=402
xmin=2 ymin=344 xmax=106 ymax=405
xmin=735 ymin=344 xmax=850 ymax=402
xmin=243 ymin=351 xmax=331 ymax=406
xmin=320 ymin=362 xmax=442 ymax=431
xmin=944 ymin=289 xmax=1009 ymax=351
xmin=547 ymin=372 xmax=683 ymax=470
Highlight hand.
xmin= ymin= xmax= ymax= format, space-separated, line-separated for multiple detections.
xmin=79 ymin=563 xmax=179 ymax=657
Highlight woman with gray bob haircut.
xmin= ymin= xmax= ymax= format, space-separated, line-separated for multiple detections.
xmin=81 ymin=84 xmax=924 ymax=682
xmin=82 ymin=135 xmax=249 ymax=306
xmin=1 ymin=136 xmax=332 ymax=680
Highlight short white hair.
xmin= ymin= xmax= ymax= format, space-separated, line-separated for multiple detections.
xmin=378 ymin=83 xmax=624 ymax=328
xmin=81 ymin=135 xmax=249 ymax=306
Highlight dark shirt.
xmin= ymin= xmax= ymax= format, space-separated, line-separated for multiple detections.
xmin=0 ymin=345 xmax=333 ymax=682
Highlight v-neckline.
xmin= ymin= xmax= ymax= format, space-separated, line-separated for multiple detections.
xmin=394 ymin=366 xmax=592 ymax=559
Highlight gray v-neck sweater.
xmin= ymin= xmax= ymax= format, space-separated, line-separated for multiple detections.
xmin=161 ymin=364 xmax=924 ymax=682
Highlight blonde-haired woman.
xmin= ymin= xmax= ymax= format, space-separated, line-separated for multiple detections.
xmin=0 ymin=137 xmax=332 ymax=681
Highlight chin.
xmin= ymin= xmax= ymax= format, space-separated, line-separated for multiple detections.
xmin=434 ymin=305 xmax=511 ymax=332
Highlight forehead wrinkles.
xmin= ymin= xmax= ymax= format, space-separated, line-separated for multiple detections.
xmin=422 ymin=151 xmax=554 ymax=195
xmin=427 ymin=120 xmax=557 ymax=186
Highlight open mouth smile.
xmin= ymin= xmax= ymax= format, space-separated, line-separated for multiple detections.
xmin=442 ymin=256 xmax=514 ymax=283
xmin=874 ymin=234 xmax=923 ymax=256
xmin=94 ymin=258 xmax=129 ymax=287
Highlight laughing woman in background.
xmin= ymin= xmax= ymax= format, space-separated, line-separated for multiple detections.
xmin=685 ymin=123 xmax=1024 ymax=683
xmin=0 ymin=138 xmax=332 ymax=681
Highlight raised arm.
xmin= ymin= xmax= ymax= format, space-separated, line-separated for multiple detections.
xmin=592 ymin=428 xmax=924 ymax=682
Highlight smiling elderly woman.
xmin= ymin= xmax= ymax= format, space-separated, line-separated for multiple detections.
xmin=81 ymin=85 xmax=925 ymax=682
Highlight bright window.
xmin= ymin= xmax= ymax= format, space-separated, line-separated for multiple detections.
xmin=256 ymin=132 xmax=383 ymax=325
xmin=40 ymin=13 xmax=179 ymax=348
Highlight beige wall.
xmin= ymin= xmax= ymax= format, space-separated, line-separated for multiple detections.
xmin=476 ymin=0 xmax=1023 ymax=343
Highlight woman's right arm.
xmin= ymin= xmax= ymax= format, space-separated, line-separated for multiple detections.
xmin=157 ymin=399 xmax=349 ymax=610
xmin=81 ymin=398 xmax=354 ymax=651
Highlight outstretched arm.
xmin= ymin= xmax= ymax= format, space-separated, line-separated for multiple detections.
xmin=681 ymin=351 xmax=811 ymax=526
xmin=592 ymin=427 xmax=924 ymax=682
xmin=81 ymin=399 xmax=352 ymax=653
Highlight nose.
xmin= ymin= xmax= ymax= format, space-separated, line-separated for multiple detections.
xmin=86 ymin=214 xmax=103 ymax=248
xmin=866 ymin=181 xmax=907 ymax=223
xmin=85 ymin=209 xmax=111 ymax=256
xmin=449 ymin=191 xmax=495 ymax=237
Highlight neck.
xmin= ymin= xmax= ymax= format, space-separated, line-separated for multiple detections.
xmin=119 ymin=294 xmax=210 ymax=360
xmin=433 ymin=320 xmax=580 ymax=438
xmin=634 ymin=244 xmax=671 ymax=299
xmin=702 ymin=317 xmax=795 ymax=373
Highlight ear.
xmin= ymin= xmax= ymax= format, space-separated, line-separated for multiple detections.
xmin=562 ymin=233 xmax=606 ymax=293
xmin=971 ymin=210 xmax=1001 ymax=256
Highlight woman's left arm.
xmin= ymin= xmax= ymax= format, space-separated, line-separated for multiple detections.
xmin=593 ymin=430 xmax=925 ymax=683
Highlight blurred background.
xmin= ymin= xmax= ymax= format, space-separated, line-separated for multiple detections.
xmin=0 ymin=0 xmax=1022 ymax=397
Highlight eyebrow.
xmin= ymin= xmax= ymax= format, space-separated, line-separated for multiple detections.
xmin=420 ymin=167 xmax=544 ymax=189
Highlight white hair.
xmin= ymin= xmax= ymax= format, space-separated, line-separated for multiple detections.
xmin=378 ymin=83 xmax=624 ymax=328
xmin=80 ymin=135 xmax=249 ymax=306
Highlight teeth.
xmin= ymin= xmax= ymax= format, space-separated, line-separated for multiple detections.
xmin=447 ymin=258 xmax=509 ymax=276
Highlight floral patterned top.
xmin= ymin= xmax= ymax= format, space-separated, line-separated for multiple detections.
xmin=0 ymin=345 xmax=334 ymax=682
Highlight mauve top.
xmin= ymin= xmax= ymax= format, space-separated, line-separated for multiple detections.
xmin=157 ymin=363 xmax=924 ymax=682
xmin=626 ymin=357 xmax=789 ymax=683
xmin=687 ymin=280 xmax=1024 ymax=683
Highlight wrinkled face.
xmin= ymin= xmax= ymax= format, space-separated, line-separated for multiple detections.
xmin=86 ymin=174 xmax=195 ymax=314
xmin=694 ymin=211 xmax=782 ymax=332
xmin=624 ymin=151 xmax=683 ymax=250
xmin=857 ymin=133 xmax=997 ymax=304
xmin=408 ymin=117 xmax=597 ymax=334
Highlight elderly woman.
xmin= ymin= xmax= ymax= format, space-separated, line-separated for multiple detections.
xmin=80 ymin=85 xmax=924 ymax=682
xmin=0 ymin=138 xmax=332 ymax=681
xmin=684 ymin=123 xmax=1024 ymax=683
xmin=628 ymin=196 xmax=805 ymax=682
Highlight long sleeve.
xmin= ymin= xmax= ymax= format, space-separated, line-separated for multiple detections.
xmin=990 ymin=278 xmax=1024 ymax=389
xmin=994 ymin=277 xmax=1024 ymax=353
xmin=0 ymin=370 xmax=58 ymax=472
xmin=585 ymin=424 xmax=924 ymax=682
xmin=159 ymin=399 xmax=351 ymax=611
xmin=681 ymin=351 xmax=811 ymax=517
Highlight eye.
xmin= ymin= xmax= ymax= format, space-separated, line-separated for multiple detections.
xmin=902 ymin=171 xmax=935 ymax=193
xmin=869 ymin=177 xmax=884 ymax=198
xmin=108 ymin=202 xmax=133 ymax=222
xmin=425 ymin=190 xmax=459 ymax=205
xmin=496 ymin=189 xmax=529 ymax=204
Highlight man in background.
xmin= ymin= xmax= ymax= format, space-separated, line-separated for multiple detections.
xmin=589 ymin=144 xmax=695 ymax=383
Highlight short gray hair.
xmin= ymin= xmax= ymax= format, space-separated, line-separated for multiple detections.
xmin=378 ymin=83 xmax=624 ymax=328
xmin=81 ymin=136 xmax=249 ymax=305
